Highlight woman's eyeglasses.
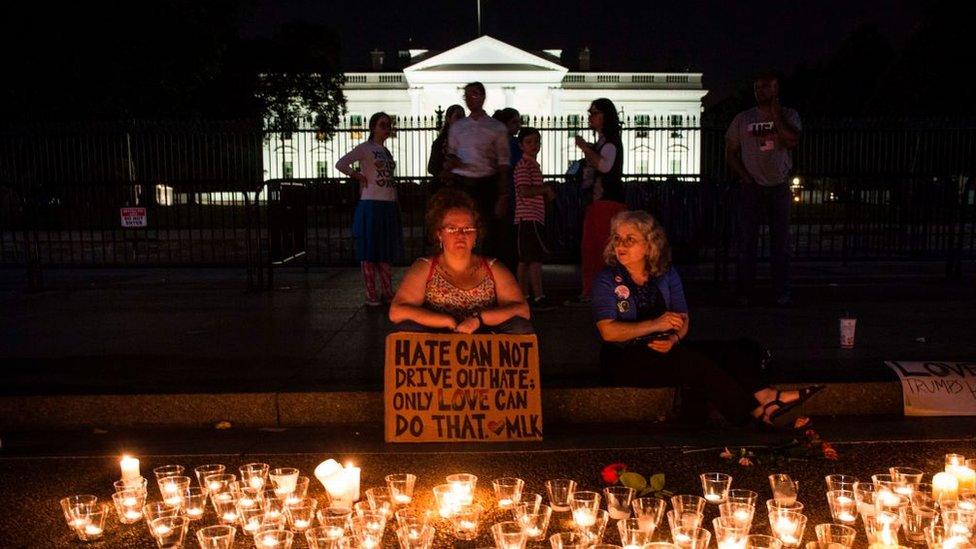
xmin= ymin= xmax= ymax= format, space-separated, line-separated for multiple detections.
xmin=612 ymin=235 xmax=644 ymax=248
xmin=442 ymin=226 xmax=478 ymax=236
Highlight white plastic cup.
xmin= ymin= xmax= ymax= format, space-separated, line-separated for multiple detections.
xmin=839 ymin=318 xmax=856 ymax=349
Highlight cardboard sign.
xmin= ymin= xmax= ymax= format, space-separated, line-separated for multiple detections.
xmin=886 ymin=361 xmax=976 ymax=416
xmin=384 ymin=333 xmax=543 ymax=443
xmin=120 ymin=207 xmax=147 ymax=228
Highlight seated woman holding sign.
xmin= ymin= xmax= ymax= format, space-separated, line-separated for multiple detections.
xmin=593 ymin=210 xmax=823 ymax=427
xmin=390 ymin=188 xmax=533 ymax=334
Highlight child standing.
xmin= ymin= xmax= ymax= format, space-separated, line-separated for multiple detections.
xmin=335 ymin=112 xmax=403 ymax=307
xmin=513 ymin=127 xmax=556 ymax=310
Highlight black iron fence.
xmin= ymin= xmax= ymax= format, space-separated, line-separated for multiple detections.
xmin=1 ymin=118 xmax=974 ymax=288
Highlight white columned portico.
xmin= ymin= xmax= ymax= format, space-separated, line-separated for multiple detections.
xmin=503 ymin=86 xmax=515 ymax=108
xmin=408 ymin=87 xmax=422 ymax=116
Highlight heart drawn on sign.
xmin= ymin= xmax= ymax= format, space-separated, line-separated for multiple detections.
xmin=487 ymin=420 xmax=505 ymax=436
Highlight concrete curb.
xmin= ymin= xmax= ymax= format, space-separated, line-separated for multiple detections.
xmin=0 ymin=383 xmax=904 ymax=430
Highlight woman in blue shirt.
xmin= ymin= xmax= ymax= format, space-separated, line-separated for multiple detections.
xmin=592 ymin=210 xmax=822 ymax=427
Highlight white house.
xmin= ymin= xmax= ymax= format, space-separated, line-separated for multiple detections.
xmin=265 ymin=35 xmax=707 ymax=179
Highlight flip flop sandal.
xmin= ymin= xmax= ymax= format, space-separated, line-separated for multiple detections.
xmin=767 ymin=385 xmax=826 ymax=423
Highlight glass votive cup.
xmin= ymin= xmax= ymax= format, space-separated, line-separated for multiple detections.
xmin=769 ymin=474 xmax=799 ymax=506
xmin=924 ymin=524 xmax=970 ymax=549
xmin=767 ymin=498 xmax=805 ymax=518
xmin=70 ymin=503 xmax=108 ymax=542
xmin=701 ymin=473 xmax=733 ymax=504
xmin=212 ymin=491 xmax=240 ymax=525
xmin=262 ymin=488 xmax=287 ymax=519
xmin=825 ymin=490 xmax=857 ymax=525
xmin=872 ymin=473 xmax=898 ymax=489
xmin=672 ymin=526 xmax=711 ymax=549
xmin=668 ymin=510 xmax=705 ymax=536
xmin=546 ymin=478 xmax=577 ymax=512
xmin=182 ymin=486 xmax=207 ymax=520
xmin=240 ymin=462 xmax=270 ymax=491
xmin=576 ymin=509 xmax=610 ymax=545
xmin=946 ymin=454 xmax=967 ymax=469
xmin=493 ymin=477 xmax=525 ymax=509
xmin=287 ymin=498 xmax=317 ymax=532
xmin=445 ymin=473 xmax=477 ymax=505
xmin=618 ymin=517 xmax=652 ymax=547
xmin=113 ymin=489 xmax=146 ymax=524
xmin=908 ymin=482 xmax=934 ymax=501
xmin=862 ymin=511 xmax=901 ymax=546
xmin=306 ymin=525 xmax=347 ymax=548
xmin=492 ymin=520 xmax=527 ymax=549
xmin=728 ymin=489 xmax=759 ymax=507
xmin=114 ymin=476 xmax=148 ymax=496
xmin=194 ymin=464 xmax=225 ymax=490
xmin=902 ymin=498 xmax=938 ymax=544
xmin=853 ymin=482 xmax=880 ymax=518
xmin=450 ymin=503 xmax=483 ymax=540
xmin=719 ymin=501 xmax=755 ymax=530
xmin=204 ymin=473 xmax=237 ymax=504
xmin=745 ymin=534 xmax=784 ymax=549
xmin=605 ymin=486 xmax=636 ymax=520
xmin=236 ymin=486 xmax=263 ymax=511
xmin=768 ymin=511 xmax=808 ymax=548
xmin=814 ymin=523 xmax=856 ymax=548
xmin=824 ymin=475 xmax=858 ymax=493
xmin=713 ymin=516 xmax=748 ymax=549
xmin=313 ymin=515 xmax=351 ymax=541
xmin=254 ymin=529 xmax=294 ymax=549
xmin=570 ymin=491 xmax=602 ymax=527
xmin=672 ymin=495 xmax=707 ymax=516
xmin=269 ymin=467 xmax=300 ymax=497
xmin=394 ymin=507 xmax=430 ymax=531
xmin=196 ymin=524 xmax=236 ymax=549
xmin=238 ymin=505 xmax=266 ymax=536
xmin=631 ymin=497 xmax=667 ymax=534
xmin=153 ymin=464 xmax=185 ymax=482
xmin=549 ymin=531 xmax=587 ymax=548
xmin=889 ymin=468 xmax=924 ymax=490
xmin=144 ymin=501 xmax=182 ymax=535
xmin=513 ymin=492 xmax=544 ymax=517
xmin=518 ymin=503 xmax=552 ymax=541
xmin=385 ymin=473 xmax=417 ymax=506
xmin=151 ymin=515 xmax=189 ymax=547
xmin=941 ymin=507 xmax=974 ymax=538
xmin=284 ymin=476 xmax=310 ymax=507
xmin=364 ymin=486 xmax=394 ymax=518
xmin=350 ymin=512 xmax=386 ymax=547
xmin=432 ymin=484 xmax=459 ymax=519
xmin=876 ymin=491 xmax=909 ymax=517
xmin=158 ymin=475 xmax=191 ymax=507
xmin=396 ymin=523 xmax=435 ymax=548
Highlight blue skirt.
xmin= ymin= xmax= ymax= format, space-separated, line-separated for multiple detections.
xmin=352 ymin=199 xmax=404 ymax=263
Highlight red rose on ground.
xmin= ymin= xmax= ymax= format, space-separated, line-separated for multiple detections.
xmin=602 ymin=463 xmax=627 ymax=484
xmin=822 ymin=442 xmax=838 ymax=460
xmin=793 ymin=417 xmax=811 ymax=430
xmin=738 ymin=457 xmax=754 ymax=467
xmin=719 ymin=447 xmax=734 ymax=460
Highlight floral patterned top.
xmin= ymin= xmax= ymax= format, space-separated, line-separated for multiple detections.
xmin=421 ymin=255 xmax=497 ymax=322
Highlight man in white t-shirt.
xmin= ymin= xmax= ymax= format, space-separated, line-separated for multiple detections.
xmin=726 ymin=70 xmax=802 ymax=307
xmin=447 ymin=81 xmax=511 ymax=256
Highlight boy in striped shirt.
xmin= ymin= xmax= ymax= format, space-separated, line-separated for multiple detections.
xmin=513 ymin=127 xmax=556 ymax=309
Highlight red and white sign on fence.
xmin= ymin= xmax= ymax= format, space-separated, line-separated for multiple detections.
xmin=120 ymin=207 xmax=147 ymax=228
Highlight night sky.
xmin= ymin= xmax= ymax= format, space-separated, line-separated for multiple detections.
xmin=242 ymin=0 xmax=929 ymax=105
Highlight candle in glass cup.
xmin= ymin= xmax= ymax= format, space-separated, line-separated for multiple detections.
xmin=701 ymin=473 xmax=733 ymax=504
xmin=492 ymin=477 xmax=525 ymax=510
xmin=945 ymin=454 xmax=966 ymax=469
xmin=446 ymin=473 xmax=477 ymax=506
xmin=826 ymin=490 xmax=857 ymax=525
xmin=933 ymin=472 xmax=960 ymax=501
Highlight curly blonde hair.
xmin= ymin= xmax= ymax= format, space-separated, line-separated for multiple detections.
xmin=602 ymin=210 xmax=672 ymax=277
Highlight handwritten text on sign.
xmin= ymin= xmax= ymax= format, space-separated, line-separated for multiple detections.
xmin=384 ymin=333 xmax=543 ymax=442
xmin=885 ymin=361 xmax=976 ymax=416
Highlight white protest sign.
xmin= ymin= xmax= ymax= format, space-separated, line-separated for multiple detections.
xmin=885 ymin=361 xmax=976 ymax=416
xmin=120 ymin=207 xmax=147 ymax=228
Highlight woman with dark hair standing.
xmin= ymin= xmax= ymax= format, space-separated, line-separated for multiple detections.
xmin=336 ymin=112 xmax=403 ymax=307
xmin=427 ymin=104 xmax=465 ymax=186
xmin=566 ymin=98 xmax=626 ymax=306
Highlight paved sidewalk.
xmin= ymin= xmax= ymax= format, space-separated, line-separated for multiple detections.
xmin=1 ymin=262 xmax=974 ymax=396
